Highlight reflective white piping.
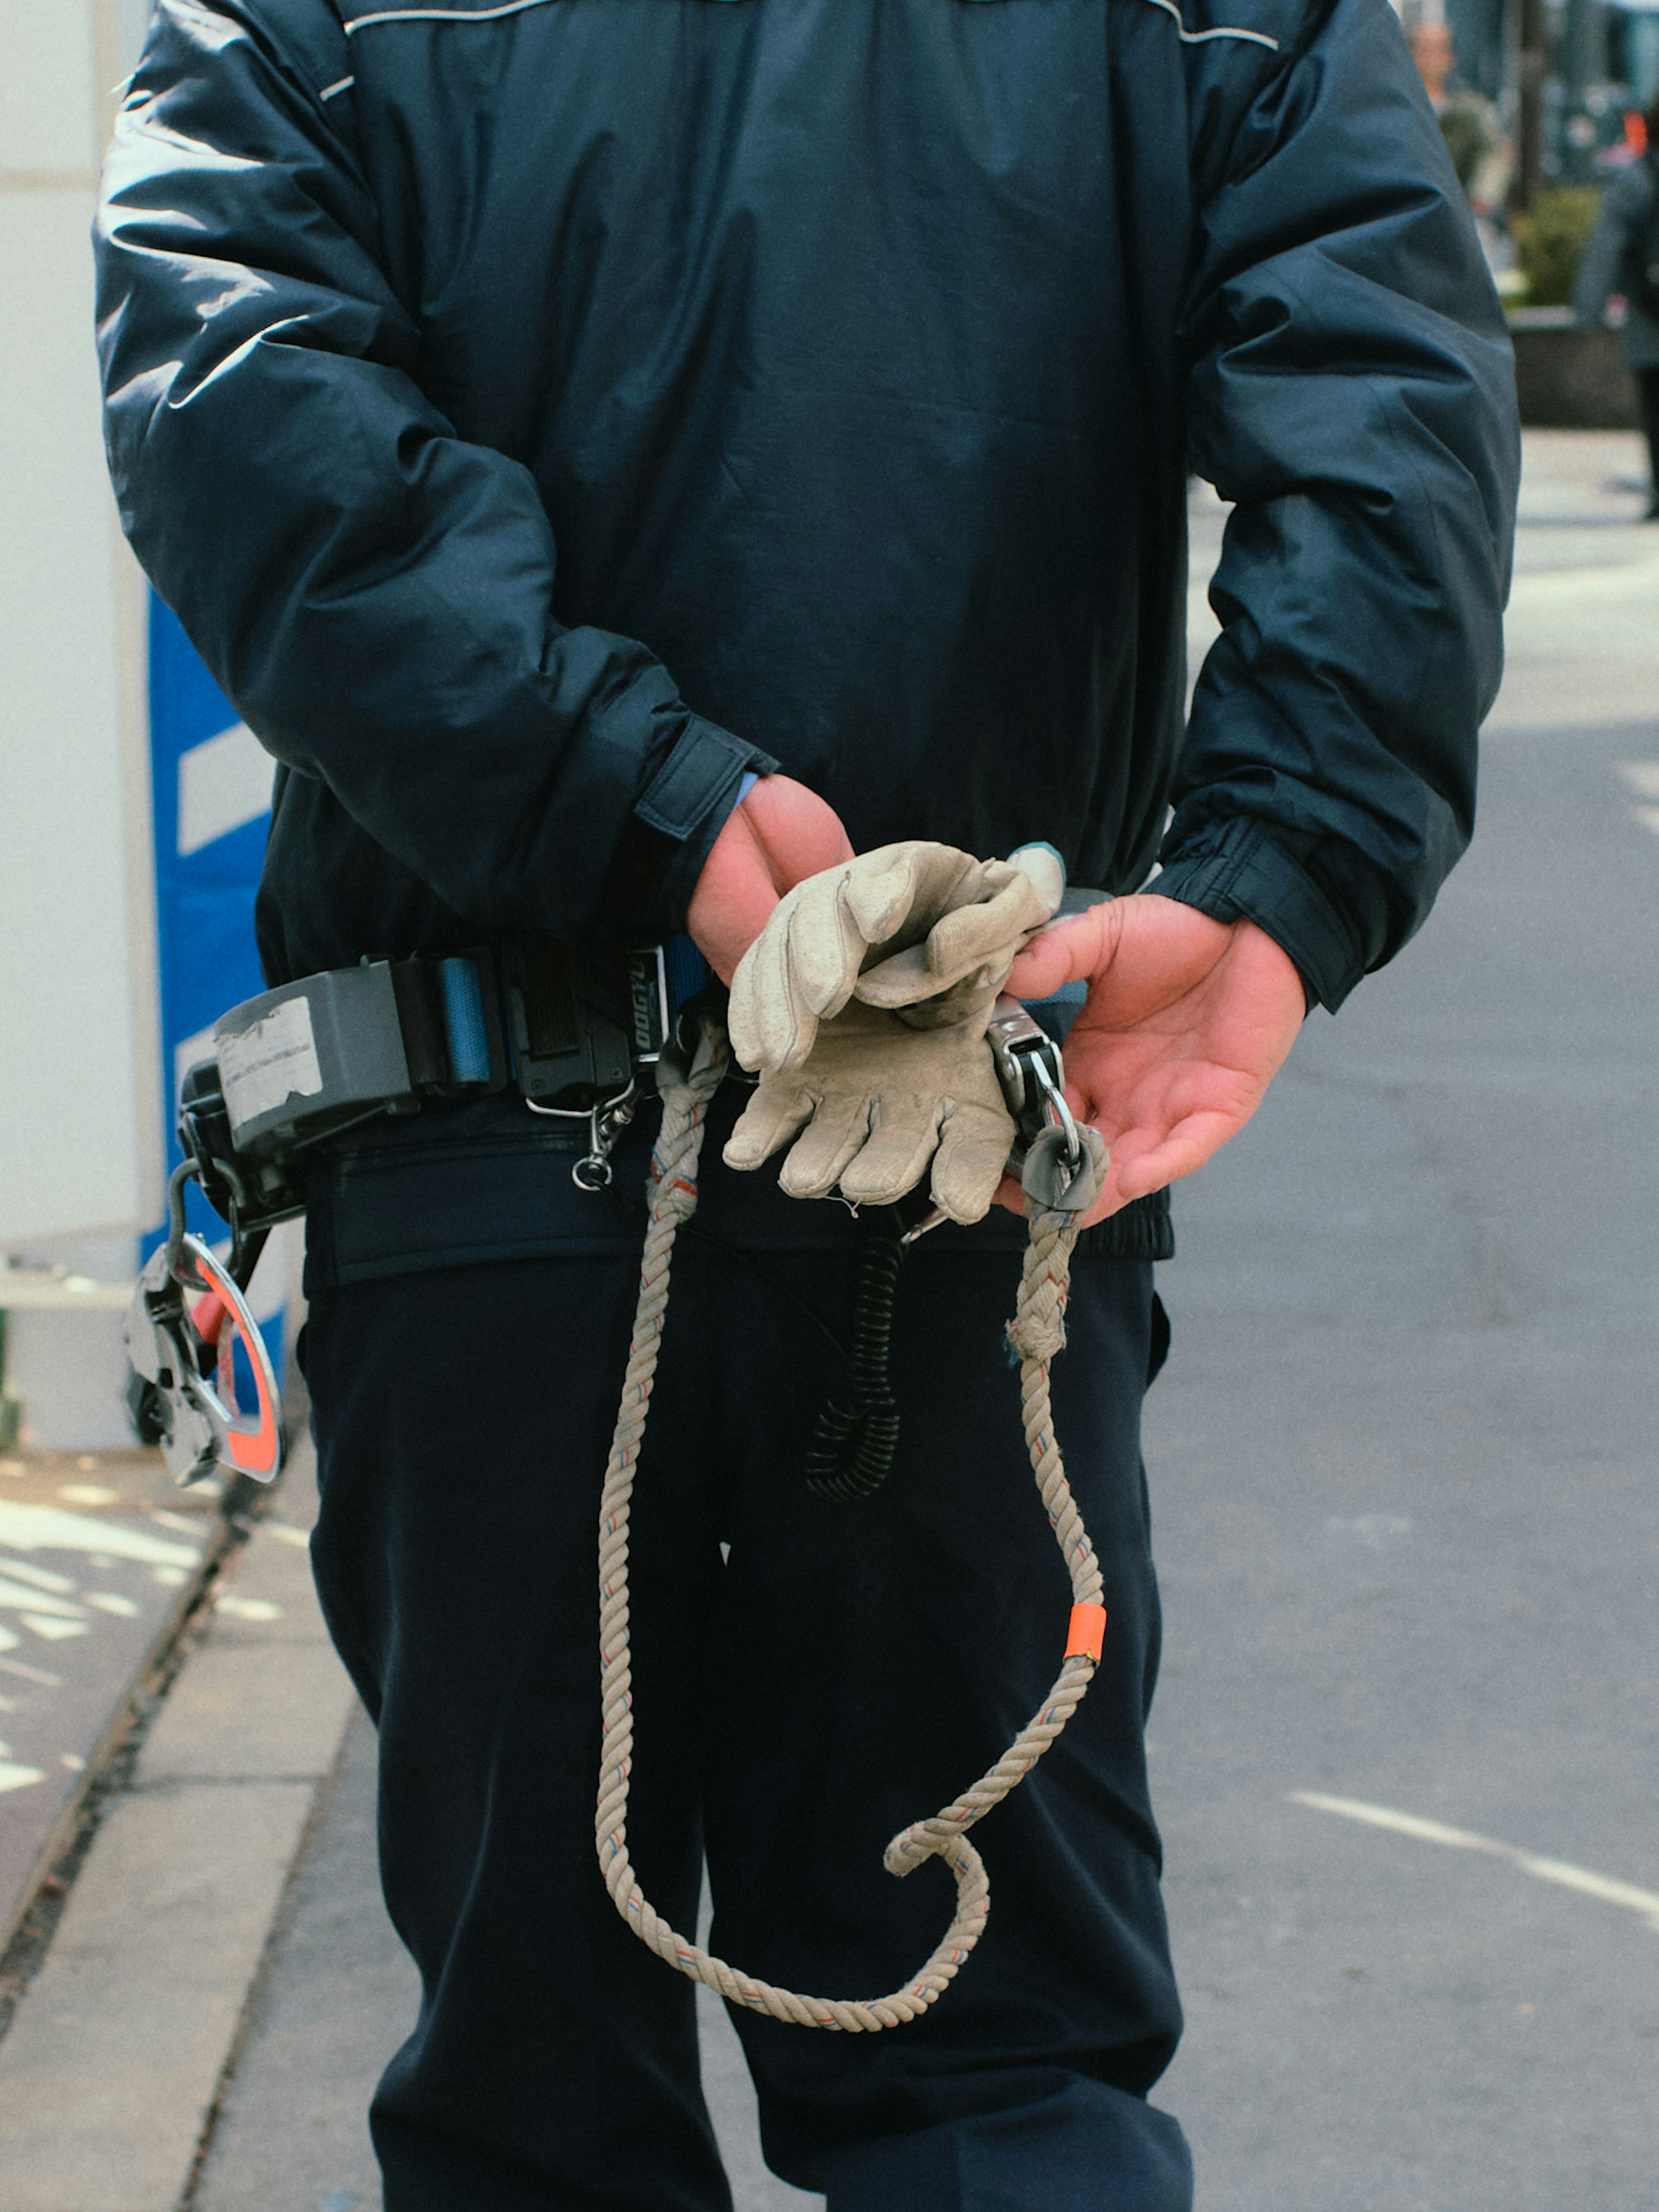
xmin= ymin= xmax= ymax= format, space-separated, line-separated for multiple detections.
xmin=343 ymin=0 xmax=557 ymax=32
xmin=318 ymin=73 xmax=356 ymax=98
xmin=343 ymin=0 xmax=1278 ymax=41
xmin=1139 ymin=0 xmax=1279 ymax=48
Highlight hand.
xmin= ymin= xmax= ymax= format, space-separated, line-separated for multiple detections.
xmin=686 ymin=775 xmax=854 ymax=983
xmin=1002 ymin=896 xmax=1306 ymax=1228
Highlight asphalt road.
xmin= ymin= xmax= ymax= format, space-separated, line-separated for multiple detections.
xmin=191 ymin=432 xmax=1659 ymax=2212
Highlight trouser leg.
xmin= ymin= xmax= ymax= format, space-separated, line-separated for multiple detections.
xmin=697 ymin=1239 xmax=1191 ymax=2212
xmin=304 ymin=1257 xmax=732 ymax=2212
xmin=1641 ymin=368 xmax=1659 ymax=510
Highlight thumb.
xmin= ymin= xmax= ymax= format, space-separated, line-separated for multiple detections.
xmin=1007 ymin=903 xmax=1118 ymax=1000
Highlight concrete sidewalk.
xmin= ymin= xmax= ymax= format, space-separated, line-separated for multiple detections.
xmin=0 ymin=1450 xmax=361 ymax=2212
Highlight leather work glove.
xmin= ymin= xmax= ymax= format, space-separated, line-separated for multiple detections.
xmin=722 ymin=842 xmax=1063 ymax=1222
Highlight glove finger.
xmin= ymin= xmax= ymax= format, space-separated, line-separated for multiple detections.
xmin=729 ymin=874 xmax=851 ymax=1072
xmin=778 ymin=873 xmax=869 ymax=1043
xmin=928 ymin=1099 xmax=1018 ymax=1225
xmin=855 ymin=862 xmax=1050 ymax=1008
xmin=837 ymin=1095 xmax=946 ymax=1208
xmin=920 ymin=865 xmax=1053 ymax=980
xmin=1007 ymin=842 xmax=1066 ymax=919
xmin=727 ymin=890 xmax=805 ymax=1071
xmin=777 ymin=1093 xmax=874 ymax=1201
xmin=722 ymin=1081 xmax=814 ymax=1171
xmin=841 ymin=843 xmax=977 ymax=953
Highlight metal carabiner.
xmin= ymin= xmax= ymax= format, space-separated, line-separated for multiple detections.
xmin=1028 ymin=1049 xmax=1084 ymax=1174
xmin=526 ymin=1079 xmax=640 ymax=1191
xmin=987 ymin=996 xmax=1102 ymax=1215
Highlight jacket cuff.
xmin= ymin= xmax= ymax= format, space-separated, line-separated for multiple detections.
xmin=600 ymin=715 xmax=779 ymax=938
xmin=1148 ymin=817 xmax=1365 ymax=1012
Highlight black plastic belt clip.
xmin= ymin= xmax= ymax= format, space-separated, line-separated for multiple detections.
xmin=504 ymin=936 xmax=668 ymax=1112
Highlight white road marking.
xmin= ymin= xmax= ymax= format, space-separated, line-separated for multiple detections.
xmin=1631 ymin=805 xmax=1659 ymax=840
xmin=1290 ymin=1792 xmax=1659 ymax=1933
xmin=0 ymin=1761 xmax=45 ymax=1796
xmin=1618 ymin=762 xmax=1659 ymax=801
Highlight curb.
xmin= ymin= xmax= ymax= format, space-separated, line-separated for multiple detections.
xmin=0 ymin=1437 xmax=360 ymax=2212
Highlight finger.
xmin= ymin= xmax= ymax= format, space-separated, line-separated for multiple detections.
xmin=777 ymin=1093 xmax=874 ymax=1201
xmin=1075 ymin=1109 xmax=1238 ymax=1218
xmin=1006 ymin=904 xmax=1116 ymax=1001
xmin=721 ymin=1082 xmax=814 ymax=1171
xmin=991 ymin=1169 xmax=1028 ymax=1219
xmin=928 ymin=1101 xmax=1016 ymax=1225
xmin=1112 ymin=1112 xmax=1236 ymax=1198
xmin=837 ymin=1095 xmax=945 ymax=1209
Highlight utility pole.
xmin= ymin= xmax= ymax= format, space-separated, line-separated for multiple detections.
xmin=1515 ymin=0 xmax=1547 ymax=210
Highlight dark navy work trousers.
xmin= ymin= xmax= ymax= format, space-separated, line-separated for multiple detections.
xmin=302 ymin=1084 xmax=1191 ymax=2212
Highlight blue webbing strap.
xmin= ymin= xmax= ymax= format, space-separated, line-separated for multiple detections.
xmin=438 ymin=956 xmax=493 ymax=1084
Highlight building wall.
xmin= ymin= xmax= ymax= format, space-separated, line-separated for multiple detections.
xmin=0 ymin=0 xmax=159 ymax=1253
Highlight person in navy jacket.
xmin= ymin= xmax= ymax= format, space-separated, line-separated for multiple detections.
xmin=98 ymin=0 xmax=1517 ymax=2203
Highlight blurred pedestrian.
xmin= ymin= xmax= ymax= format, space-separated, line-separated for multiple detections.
xmin=1573 ymin=100 xmax=1659 ymax=519
xmin=1409 ymin=14 xmax=1512 ymax=219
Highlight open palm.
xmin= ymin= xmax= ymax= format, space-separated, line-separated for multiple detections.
xmin=1003 ymin=895 xmax=1306 ymax=1227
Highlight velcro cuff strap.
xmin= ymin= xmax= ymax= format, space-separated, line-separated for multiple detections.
xmin=636 ymin=717 xmax=766 ymax=841
xmin=1151 ymin=818 xmax=1360 ymax=1011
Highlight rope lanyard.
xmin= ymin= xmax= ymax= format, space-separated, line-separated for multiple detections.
xmin=594 ymin=1018 xmax=1109 ymax=2032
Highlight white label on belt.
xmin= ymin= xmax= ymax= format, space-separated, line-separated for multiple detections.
xmin=218 ymin=996 xmax=324 ymax=1130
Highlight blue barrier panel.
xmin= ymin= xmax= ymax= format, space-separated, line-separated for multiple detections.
xmin=145 ymin=596 xmax=286 ymax=1370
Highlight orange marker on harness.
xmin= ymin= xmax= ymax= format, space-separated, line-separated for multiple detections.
xmin=1065 ymin=1602 xmax=1107 ymax=1664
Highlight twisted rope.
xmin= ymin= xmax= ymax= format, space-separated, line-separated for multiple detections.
xmin=595 ymin=1019 xmax=1109 ymax=2031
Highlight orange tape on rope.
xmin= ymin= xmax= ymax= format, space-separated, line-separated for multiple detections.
xmin=1065 ymin=1603 xmax=1107 ymax=1664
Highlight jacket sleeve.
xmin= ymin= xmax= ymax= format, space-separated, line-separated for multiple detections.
xmin=96 ymin=0 xmax=773 ymax=942
xmin=1151 ymin=0 xmax=1519 ymax=1010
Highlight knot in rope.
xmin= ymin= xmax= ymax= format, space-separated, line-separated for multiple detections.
xmin=594 ymin=1016 xmax=1106 ymax=2031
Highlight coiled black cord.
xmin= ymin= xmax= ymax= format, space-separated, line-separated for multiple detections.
xmin=804 ymin=1214 xmax=910 ymax=1503
xmin=603 ymin=1170 xmax=914 ymax=1506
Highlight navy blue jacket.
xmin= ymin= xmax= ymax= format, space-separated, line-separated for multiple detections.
xmin=97 ymin=0 xmax=1517 ymax=1009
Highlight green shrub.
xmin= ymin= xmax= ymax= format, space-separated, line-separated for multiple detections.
xmin=1510 ymin=188 xmax=1602 ymax=307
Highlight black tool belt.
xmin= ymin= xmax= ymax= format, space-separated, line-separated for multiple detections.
xmin=179 ymin=935 xmax=678 ymax=1243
